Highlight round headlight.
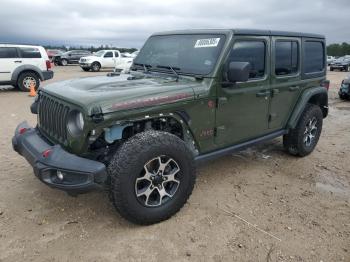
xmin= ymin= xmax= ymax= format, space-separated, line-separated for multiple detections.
xmin=67 ymin=110 xmax=84 ymax=136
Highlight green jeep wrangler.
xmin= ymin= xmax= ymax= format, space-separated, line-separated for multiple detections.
xmin=12 ymin=29 xmax=329 ymax=225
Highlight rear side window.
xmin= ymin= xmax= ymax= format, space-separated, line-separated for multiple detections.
xmin=19 ymin=47 xmax=42 ymax=58
xmin=229 ymin=41 xmax=266 ymax=79
xmin=104 ymin=52 xmax=113 ymax=58
xmin=304 ymin=41 xmax=324 ymax=73
xmin=275 ymin=41 xmax=298 ymax=76
xmin=0 ymin=47 xmax=18 ymax=58
xmin=114 ymin=51 xmax=119 ymax=57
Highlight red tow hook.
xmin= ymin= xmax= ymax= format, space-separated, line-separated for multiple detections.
xmin=19 ymin=127 xmax=27 ymax=134
xmin=42 ymin=149 xmax=52 ymax=158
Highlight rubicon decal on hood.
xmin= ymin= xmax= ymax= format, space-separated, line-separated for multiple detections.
xmin=109 ymin=93 xmax=192 ymax=111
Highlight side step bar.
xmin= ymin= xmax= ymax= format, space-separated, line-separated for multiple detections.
xmin=195 ymin=129 xmax=288 ymax=164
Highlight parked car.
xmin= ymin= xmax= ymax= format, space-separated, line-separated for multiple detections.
xmin=327 ymin=55 xmax=335 ymax=66
xmin=13 ymin=29 xmax=329 ymax=225
xmin=46 ymin=49 xmax=64 ymax=61
xmin=130 ymin=50 xmax=139 ymax=58
xmin=330 ymin=55 xmax=350 ymax=71
xmin=79 ymin=50 xmax=134 ymax=72
xmin=339 ymin=76 xmax=350 ymax=100
xmin=52 ymin=50 xmax=91 ymax=66
xmin=0 ymin=44 xmax=53 ymax=91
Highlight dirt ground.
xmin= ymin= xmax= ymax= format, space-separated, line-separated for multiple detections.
xmin=0 ymin=66 xmax=349 ymax=262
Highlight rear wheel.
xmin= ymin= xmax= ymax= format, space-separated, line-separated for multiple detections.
xmin=108 ymin=131 xmax=196 ymax=225
xmin=17 ymin=72 xmax=40 ymax=92
xmin=283 ymin=104 xmax=323 ymax=157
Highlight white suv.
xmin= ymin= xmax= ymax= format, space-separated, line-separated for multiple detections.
xmin=79 ymin=50 xmax=134 ymax=72
xmin=0 ymin=44 xmax=54 ymax=91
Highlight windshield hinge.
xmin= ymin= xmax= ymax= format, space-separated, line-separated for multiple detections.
xmin=91 ymin=106 xmax=104 ymax=123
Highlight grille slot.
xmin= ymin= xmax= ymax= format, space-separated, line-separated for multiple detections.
xmin=38 ymin=93 xmax=70 ymax=143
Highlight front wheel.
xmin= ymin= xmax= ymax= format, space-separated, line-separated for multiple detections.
xmin=108 ymin=131 xmax=196 ymax=225
xmin=91 ymin=62 xmax=101 ymax=72
xmin=283 ymin=104 xmax=323 ymax=157
xmin=60 ymin=59 xmax=68 ymax=66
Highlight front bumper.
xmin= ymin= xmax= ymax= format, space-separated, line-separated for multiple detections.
xmin=42 ymin=70 xmax=54 ymax=81
xmin=339 ymin=89 xmax=349 ymax=96
xmin=12 ymin=121 xmax=107 ymax=194
xmin=79 ymin=62 xmax=92 ymax=68
xmin=331 ymin=65 xmax=347 ymax=69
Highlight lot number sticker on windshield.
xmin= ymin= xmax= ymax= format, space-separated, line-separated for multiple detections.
xmin=194 ymin=38 xmax=220 ymax=48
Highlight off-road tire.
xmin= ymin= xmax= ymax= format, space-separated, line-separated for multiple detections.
xmin=17 ymin=72 xmax=40 ymax=92
xmin=283 ymin=103 xmax=323 ymax=157
xmin=91 ymin=62 xmax=101 ymax=72
xmin=108 ymin=130 xmax=196 ymax=225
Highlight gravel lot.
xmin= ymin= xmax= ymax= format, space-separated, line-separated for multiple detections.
xmin=0 ymin=66 xmax=349 ymax=262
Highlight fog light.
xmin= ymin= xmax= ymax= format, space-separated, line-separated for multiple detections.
xmin=57 ymin=170 xmax=64 ymax=180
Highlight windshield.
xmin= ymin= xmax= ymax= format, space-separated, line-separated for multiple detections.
xmin=94 ymin=50 xmax=105 ymax=57
xmin=134 ymin=34 xmax=226 ymax=75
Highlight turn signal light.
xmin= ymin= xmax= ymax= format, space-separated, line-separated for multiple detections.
xmin=321 ymin=80 xmax=330 ymax=91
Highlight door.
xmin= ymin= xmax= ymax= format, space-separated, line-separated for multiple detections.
xmin=268 ymin=37 xmax=301 ymax=130
xmin=215 ymin=37 xmax=271 ymax=146
xmin=0 ymin=47 xmax=20 ymax=82
xmin=103 ymin=51 xmax=114 ymax=67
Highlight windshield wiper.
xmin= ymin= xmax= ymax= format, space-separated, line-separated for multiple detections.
xmin=156 ymin=65 xmax=180 ymax=81
xmin=133 ymin=62 xmax=152 ymax=73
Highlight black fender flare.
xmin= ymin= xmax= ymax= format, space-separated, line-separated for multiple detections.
xmin=11 ymin=65 xmax=44 ymax=82
xmin=287 ymin=86 xmax=328 ymax=129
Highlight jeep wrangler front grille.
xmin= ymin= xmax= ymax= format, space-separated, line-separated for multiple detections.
xmin=38 ymin=93 xmax=70 ymax=144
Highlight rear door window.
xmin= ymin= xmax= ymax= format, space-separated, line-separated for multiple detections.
xmin=19 ymin=47 xmax=42 ymax=58
xmin=304 ymin=41 xmax=324 ymax=73
xmin=228 ymin=41 xmax=266 ymax=79
xmin=275 ymin=41 xmax=299 ymax=76
xmin=104 ymin=52 xmax=113 ymax=58
xmin=0 ymin=47 xmax=18 ymax=58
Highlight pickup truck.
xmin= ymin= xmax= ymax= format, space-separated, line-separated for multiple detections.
xmin=79 ymin=50 xmax=134 ymax=72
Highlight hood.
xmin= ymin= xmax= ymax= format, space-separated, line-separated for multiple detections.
xmin=334 ymin=59 xmax=349 ymax=64
xmin=42 ymin=74 xmax=198 ymax=115
xmin=80 ymin=55 xmax=98 ymax=60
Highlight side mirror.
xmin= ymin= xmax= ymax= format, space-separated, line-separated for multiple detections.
xmin=227 ymin=61 xmax=251 ymax=83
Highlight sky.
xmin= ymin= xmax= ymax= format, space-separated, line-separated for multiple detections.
xmin=0 ymin=0 xmax=349 ymax=48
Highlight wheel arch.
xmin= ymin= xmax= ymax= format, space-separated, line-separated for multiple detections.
xmin=287 ymin=86 xmax=328 ymax=129
xmin=100 ymin=112 xmax=199 ymax=155
xmin=11 ymin=65 xmax=44 ymax=82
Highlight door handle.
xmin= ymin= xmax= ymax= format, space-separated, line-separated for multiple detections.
xmin=289 ymin=86 xmax=299 ymax=91
xmin=14 ymin=60 xmax=22 ymax=63
xmin=256 ymin=90 xmax=270 ymax=97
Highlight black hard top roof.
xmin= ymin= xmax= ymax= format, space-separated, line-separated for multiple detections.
xmin=152 ymin=29 xmax=325 ymax=39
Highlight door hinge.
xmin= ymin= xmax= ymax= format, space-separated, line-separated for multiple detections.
xmin=217 ymin=97 xmax=228 ymax=108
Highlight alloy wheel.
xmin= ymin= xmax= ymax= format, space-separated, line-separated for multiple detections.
xmin=303 ymin=117 xmax=318 ymax=147
xmin=135 ymin=156 xmax=180 ymax=207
